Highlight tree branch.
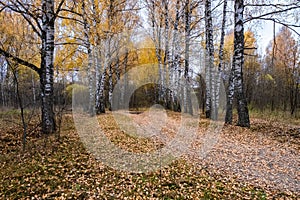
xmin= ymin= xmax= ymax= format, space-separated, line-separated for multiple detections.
xmin=57 ymin=15 xmax=84 ymax=25
xmin=59 ymin=8 xmax=82 ymax=17
xmin=245 ymin=3 xmax=299 ymax=8
xmin=252 ymin=17 xmax=300 ymax=37
xmin=55 ymin=0 xmax=65 ymax=19
xmin=54 ymin=42 xmax=82 ymax=46
xmin=244 ymin=6 xmax=300 ymax=23
xmin=1 ymin=1 xmax=42 ymax=37
xmin=0 ymin=48 xmax=40 ymax=73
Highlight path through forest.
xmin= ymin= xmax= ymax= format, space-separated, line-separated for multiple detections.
xmin=129 ymin=111 xmax=300 ymax=195
xmin=1 ymin=111 xmax=299 ymax=198
xmin=191 ymin=120 xmax=300 ymax=195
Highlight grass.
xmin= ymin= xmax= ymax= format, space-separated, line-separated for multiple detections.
xmin=249 ymin=108 xmax=300 ymax=126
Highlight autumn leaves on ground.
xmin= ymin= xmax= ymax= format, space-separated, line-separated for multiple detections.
xmin=0 ymin=110 xmax=299 ymax=199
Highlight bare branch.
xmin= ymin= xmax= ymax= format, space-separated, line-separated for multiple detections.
xmin=59 ymin=8 xmax=82 ymax=17
xmin=244 ymin=6 xmax=300 ymax=23
xmin=57 ymin=15 xmax=84 ymax=25
xmin=1 ymin=1 xmax=42 ymax=37
xmin=54 ymin=42 xmax=82 ymax=46
xmin=55 ymin=0 xmax=65 ymax=18
xmin=245 ymin=2 xmax=300 ymax=8
xmin=254 ymin=17 xmax=300 ymax=37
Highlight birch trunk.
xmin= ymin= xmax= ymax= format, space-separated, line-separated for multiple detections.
xmin=108 ymin=63 xmax=113 ymax=111
xmin=120 ymin=49 xmax=128 ymax=109
xmin=40 ymin=0 xmax=56 ymax=133
xmin=163 ymin=0 xmax=170 ymax=107
xmin=1 ymin=68 xmax=5 ymax=107
xmin=115 ymin=51 xmax=121 ymax=109
xmin=82 ymin=0 xmax=95 ymax=115
xmin=95 ymin=46 xmax=103 ymax=111
xmin=205 ymin=0 xmax=214 ymax=119
xmin=1 ymin=83 xmax=3 ymax=107
xmin=170 ymin=0 xmax=180 ymax=111
xmin=96 ymin=63 xmax=107 ymax=114
xmin=233 ymin=0 xmax=250 ymax=127
xmin=96 ymin=37 xmax=111 ymax=114
xmin=184 ymin=0 xmax=193 ymax=115
xmin=150 ymin=0 xmax=163 ymax=103
xmin=157 ymin=25 xmax=163 ymax=103
xmin=107 ymin=0 xmax=114 ymax=111
xmin=225 ymin=68 xmax=234 ymax=124
xmin=215 ymin=0 xmax=227 ymax=120
xmin=96 ymin=0 xmax=114 ymax=113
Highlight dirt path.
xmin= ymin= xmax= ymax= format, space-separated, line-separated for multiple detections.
xmin=191 ymin=125 xmax=300 ymax=194
xmin=128 ymin=111 xmax=300 ymax=195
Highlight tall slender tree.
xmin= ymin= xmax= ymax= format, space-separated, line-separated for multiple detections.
xmin=204 ymin=0 xmax=214 ymax=119
xmin=231 ymin=0 xmax=250 ymax=127
xmin=0 ymin=0 xmax=65 ymax=133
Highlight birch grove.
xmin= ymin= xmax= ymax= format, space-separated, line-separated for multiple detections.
xmin=0 ymin=0 xmax=299 ymax=134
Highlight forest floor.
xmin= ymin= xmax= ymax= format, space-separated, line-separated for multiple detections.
xmin=0 ymin=110 xmax=299 ymax=199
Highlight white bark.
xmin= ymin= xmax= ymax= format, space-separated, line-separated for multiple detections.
xmin=95 ymin=46 xmax=103 ymax=111
xmin=232 ymin=0 xmax=250 ymax=127
xmin=172 ymin=0 xmax=181 ymax=111
xmin=205 ymin=0 xmax=215 ymax=119
xmin=150 ymin=0 xmax=163 ymax=102
xmin=82 ymin=0 xmax=95 ymax=115
xmin=40 ymin=0 xmax=56 ymax=133
xmin=108 ymin=63 xmax=113 ymax=111
xmin=96 ymin=62 xmax=107 ymax=114
xmin=163 ymin=0 xmax=170 ymax=106
xmin=183 ymin=0 xmax=193 ymax=115
xmin=215 ymin=0 xmax=227 ymax=120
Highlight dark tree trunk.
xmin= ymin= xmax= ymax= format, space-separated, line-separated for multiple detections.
xmin=292 ymin=82 xmax=299 ymax=115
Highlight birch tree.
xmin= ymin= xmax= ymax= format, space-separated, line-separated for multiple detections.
xmin=80 ymin=0 xmax=96 ymax=115
xmin=227 ymin=0 xmax=250 ymax=127
xmin=215 ymin=0 xmax=227 ymax=119
xmin=0 ymin=0 xmax=65 ymax=133
xmin=183 ymin=0 xmax=190 ymax=114
xmin=204 ymin=0 xmax=214 ymax=119
xmin=170 ymin=0 xmax=181 ymax=111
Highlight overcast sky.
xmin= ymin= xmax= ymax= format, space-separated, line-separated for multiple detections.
xmin=255 ymin=21 xmax=279 ymax=55
xmin=254 ymin=21 xmax=299 ymax=56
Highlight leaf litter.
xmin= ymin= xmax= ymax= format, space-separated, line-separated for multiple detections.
xmin=0 ymin=111 xmax=299 ymax=199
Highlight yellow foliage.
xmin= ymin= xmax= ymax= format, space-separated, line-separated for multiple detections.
xmin=119 ymin=37 xmax=160 ymax=86
xmin=0 ymin=11 xmax=41 ymax=68
xmin=136 ymin=37 xmax=158 ymax=65
xmin=265 ymin=73 xmax=275 ymax=82
xmin=223 ymin=29 xmax=259 ymax=69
